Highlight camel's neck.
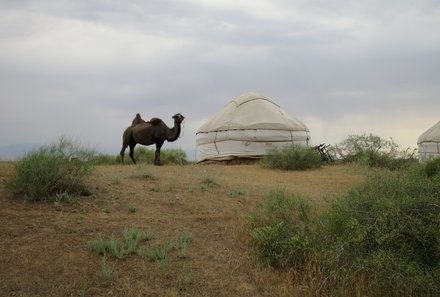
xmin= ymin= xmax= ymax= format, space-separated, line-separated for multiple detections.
xmin=166 ymin=121 xmax=182 ymax=142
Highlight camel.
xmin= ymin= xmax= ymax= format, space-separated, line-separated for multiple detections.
xmin=120 ymin=113 xmax=185 ymax=165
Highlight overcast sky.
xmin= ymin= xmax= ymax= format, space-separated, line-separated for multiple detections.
xmin=1 ymin=0 xmax=439 ymax=160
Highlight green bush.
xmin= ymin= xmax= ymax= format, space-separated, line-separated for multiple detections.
xmin=89 ymin=153 xmax=120 ymax=165
xmin=134 ymin=147 xmax=187 ymax=165
xmin=260 ymin=144 xmax=322 ymax=170
xmin=321 ymin=168 xmax=440 ymax=296
xmin=7 ymin=137 xmax=94 ymax=202
xmin=249 ymin=166 xmax=440 ymax=296
xmin=248 ymin=188 xmax=313 ymax=268
xmin=332 ymin=133 xmax=417 ymax=170
xmin=424 ymin=157 xmax=440 ymax=177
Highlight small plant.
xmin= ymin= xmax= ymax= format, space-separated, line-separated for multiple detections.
xmin=101 ymin=256 xmax=115 ymax=286
xmin=53 ymin=191 xmax=78 ymax=203
xmin=144 ymin=242 xmax=173 ymax=262
xmin=228 ymin=188 xmax=246 ymax=197
xmin=159 ymin=259 xmax=170 ymax=278
xmin=260 ymin=144 xmax=322 ymax=170
xmin=89 ymin=228 xmax=152 ymax=259
xmin=176 ymin=232 xmax=192 ymax=258
xmin=179 ymin=263 xmax=193 ymax=285
xmin=89 ymin=237 xmax=124 ymax=259
xmin=128 ymin=204 xmax=137 ymax=213
xmin=150 ymin=186 xmax=160 ymax=192
xmin=103 ymin=197 xmax=114 ymax=213
xmin=112 ymin=174 xmax=122 ymax=185
xmin=122 ymin=227 xmax=152 ymax=255
xmin=89 ymin=228 xmax=194 ymax=283
xmin=133 ymin=165 xmax=158 ymax=180
xmin=167 ymin=180 xmax=176 ymax=192
xmin=200 ymin=175 xmax=218 ymax=190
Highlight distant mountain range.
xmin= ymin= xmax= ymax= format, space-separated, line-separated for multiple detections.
xmin=0 ymin=143 xmax=39 ymax=161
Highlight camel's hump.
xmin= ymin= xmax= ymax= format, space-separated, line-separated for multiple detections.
xmin=149 ymin=117 xmax=163 ymax=125
xmin=132 ymin=113 xmax=146 ymax=126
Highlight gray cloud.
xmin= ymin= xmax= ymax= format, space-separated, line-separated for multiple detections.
xmin=1 ymin=0 xmax=439 ymax=159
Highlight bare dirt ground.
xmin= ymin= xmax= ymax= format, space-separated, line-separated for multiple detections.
xmin=0 ymin=162 xmax=363 ymax=297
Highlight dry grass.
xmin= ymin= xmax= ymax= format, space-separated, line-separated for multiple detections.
xmin=0 ymin=162 xmax=363 ymax=297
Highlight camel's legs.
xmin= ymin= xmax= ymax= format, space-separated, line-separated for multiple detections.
xmin=129 ymin=144 xmax=136 ymax=164
xmin=120 ymin=145 xmax=127 ymax=164
xmin=154 ymin=141 xmax=164 ymax=166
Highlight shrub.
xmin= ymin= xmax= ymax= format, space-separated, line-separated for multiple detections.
xmin=133 ymin=147 xmax=187 ymax=165
xmin=320 ymin=167 xmax=440 ymax=296
xmin=248 ymin=188 xmax=313 ymax=268
xmin=332 ymin=133 xmax=417 ymax=170
xmin=249 ymin=167 xmax=440 ymax=296
xmin=89 ymin=153 xmax=120 ymax=165
xmin=134 ymin=147 xmax=155 ymax=162
xmin=424 ymin=157 xmax=440 ymax=177
xmin=260 ymin=144 xmax=322 ymax=170
xmin=7 ymin=137 xmax=94 ymax=202
xmin=161 ymin=148 xmax=188 ymax=165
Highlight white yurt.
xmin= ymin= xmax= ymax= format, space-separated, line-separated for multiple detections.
xmin=418 ymin=121 xmax=440 ymax=161
xmin=196 ymin=92 xmax=310 ymax=162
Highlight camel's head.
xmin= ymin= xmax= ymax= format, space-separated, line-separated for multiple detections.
xmin=172 ymin=113 xmax=185 ymax=123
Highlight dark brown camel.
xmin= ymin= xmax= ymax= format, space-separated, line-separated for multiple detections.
xmin=120 ymin=113 xmax=185 ymax=165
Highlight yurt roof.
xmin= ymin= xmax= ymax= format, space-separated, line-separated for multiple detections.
xmin=418 ymin=121 xmax=440 ymax=144
xmin=197 ymin=92 xmax=309 ymax=133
